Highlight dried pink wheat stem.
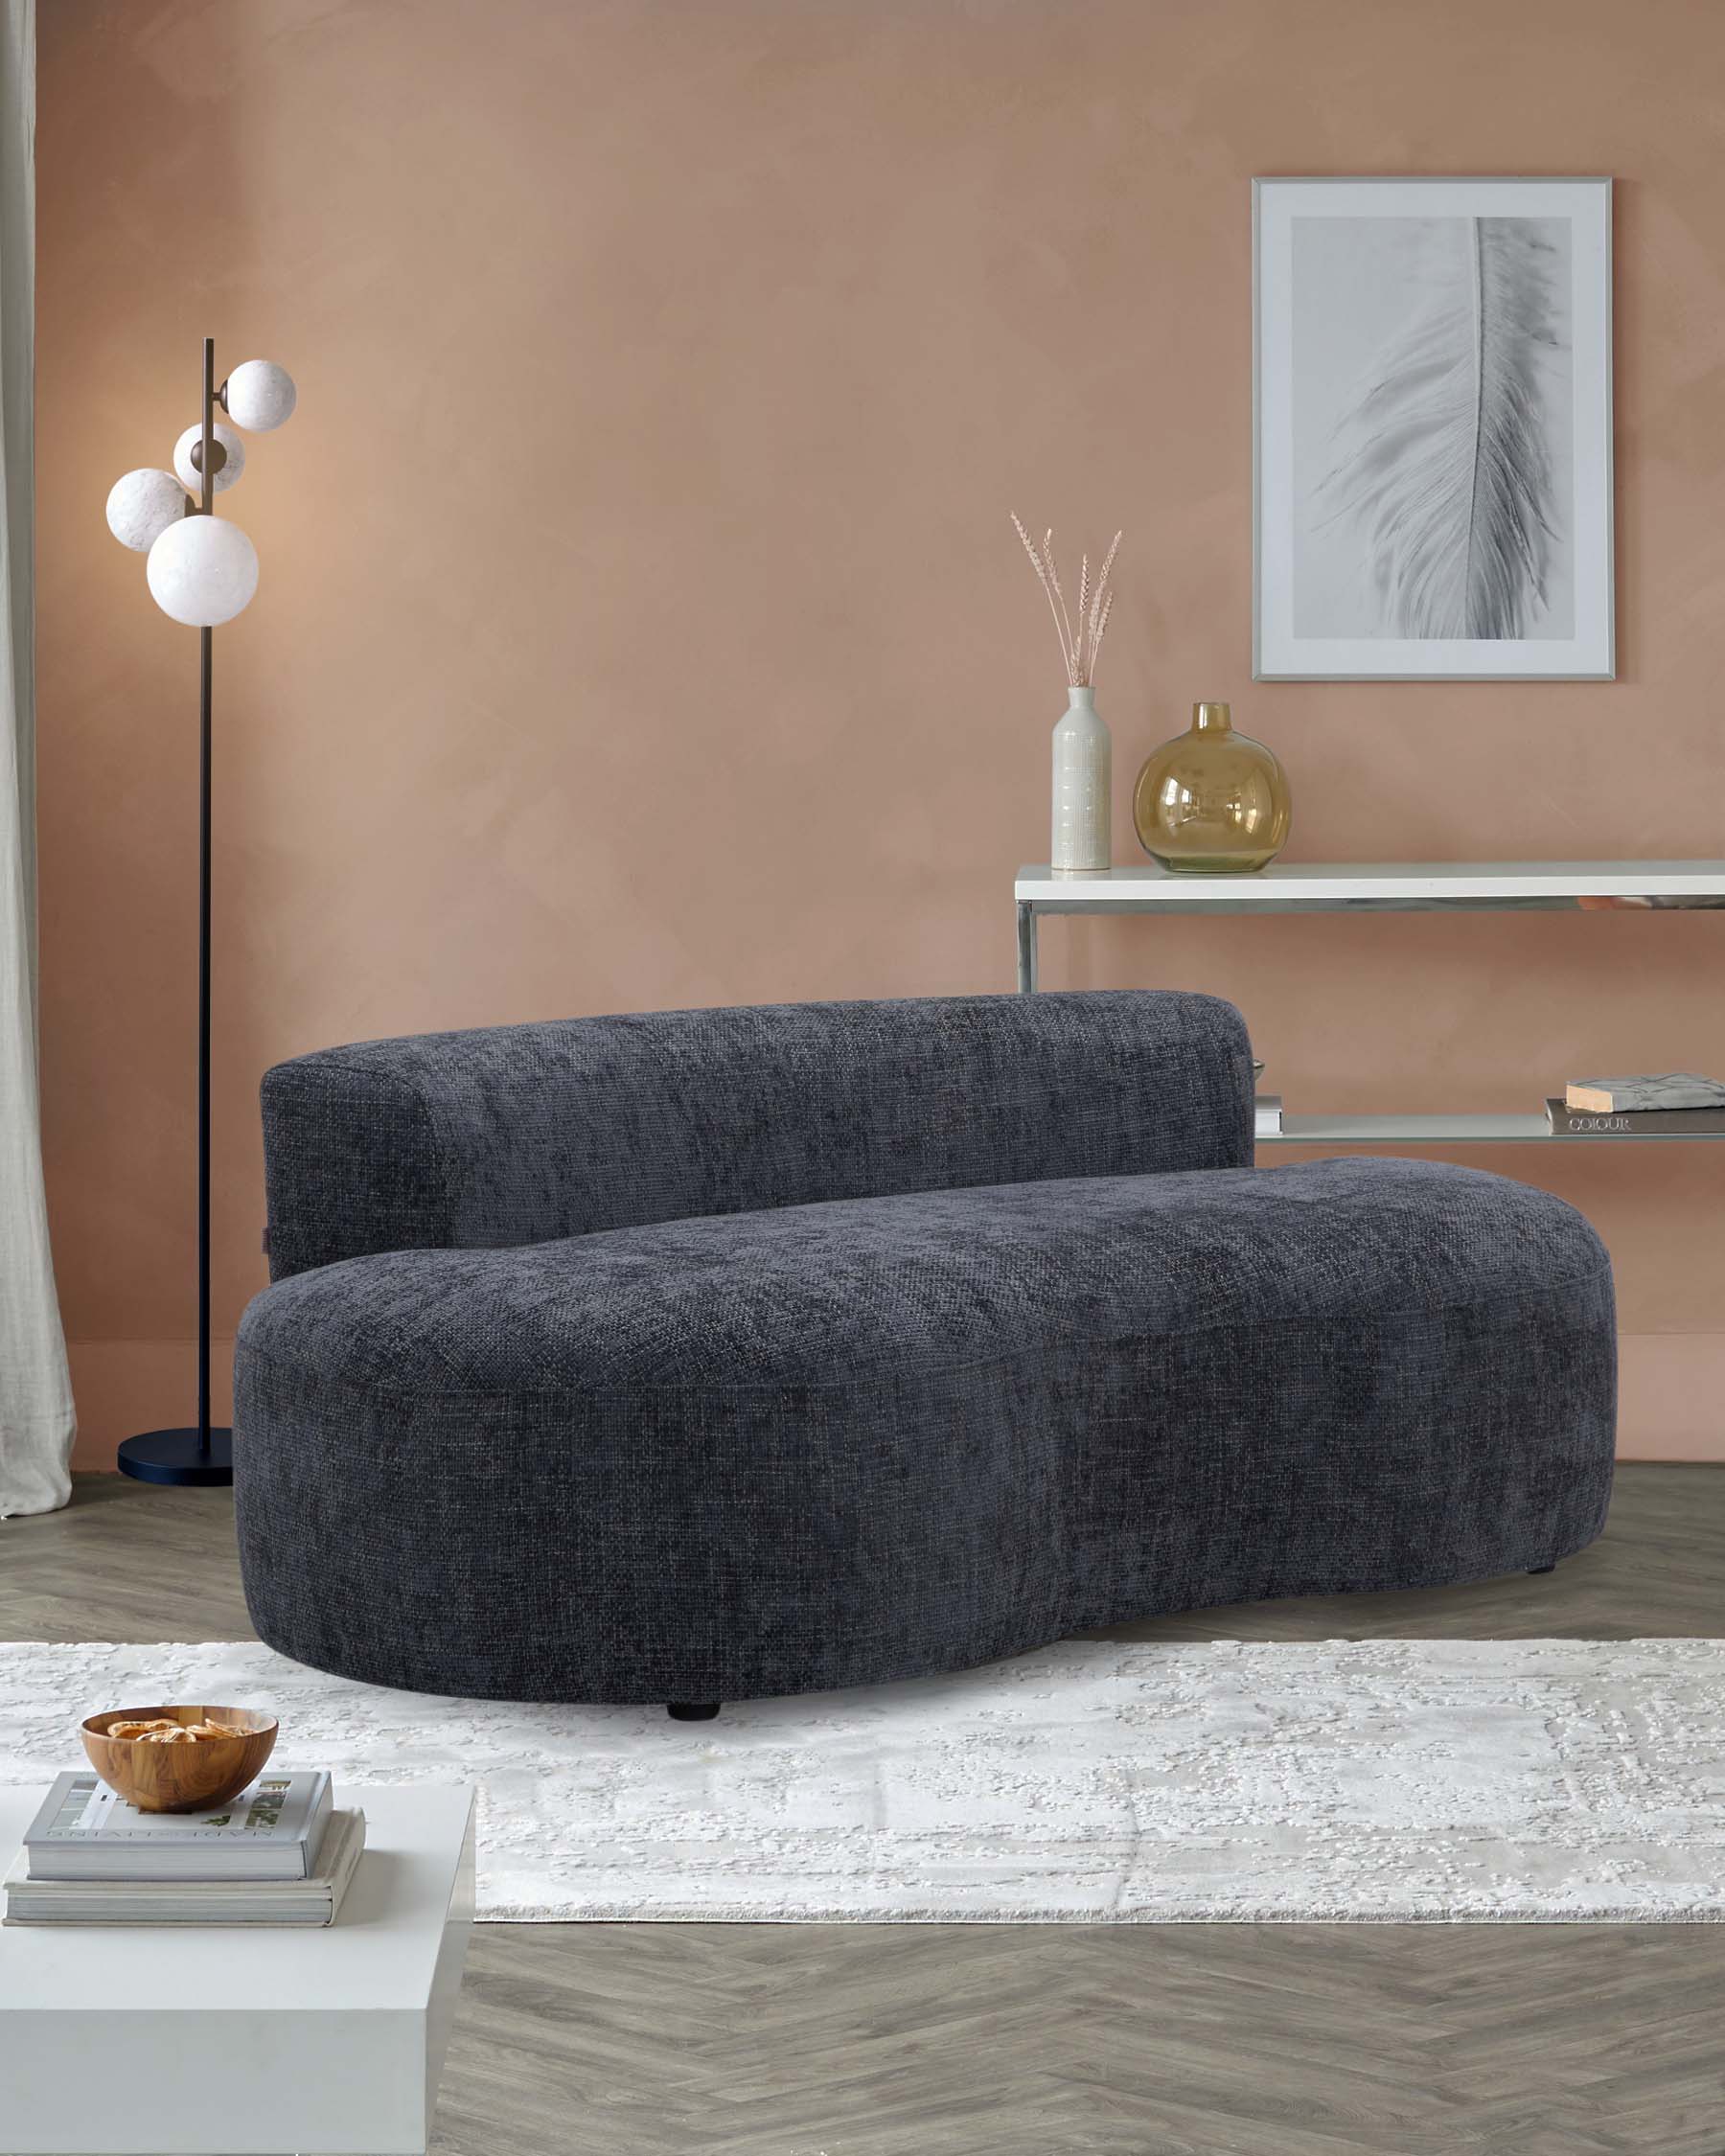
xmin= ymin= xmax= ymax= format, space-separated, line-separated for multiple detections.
xmin=1076 ymin=531 xmax=1123 ymax=684
xmin=1090 ymin=531 xmax=1122 ymax=639
xmin=1042 ymin=529 xmax=1078 ymax=668
xmin=1088 ymin=588 xmax=1116 ymax=683
xmin=1011 ymin=512 xmax=1077 ymax=681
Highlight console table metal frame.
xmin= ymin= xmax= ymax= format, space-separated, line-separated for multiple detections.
xmin=1014 ymin=860 xmax=1725 ymax=1146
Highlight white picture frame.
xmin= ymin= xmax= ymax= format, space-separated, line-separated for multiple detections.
xmin=1254 ymin=176 xmax=1614 ymax=680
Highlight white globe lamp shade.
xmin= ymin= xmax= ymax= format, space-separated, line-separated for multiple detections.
xmin=105 ymin=468 xmax=189 ymax=552
xmin=173 ymin=420 xmax=245 ymax=495
xmin=222 ymin=359 xmax=296 ymax=432
xmin=146 ymin=516 xmax=259 ymax=628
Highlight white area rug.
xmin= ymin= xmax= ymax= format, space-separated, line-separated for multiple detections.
xmin=2 ymin=1638 xmax=1721 ymax=1922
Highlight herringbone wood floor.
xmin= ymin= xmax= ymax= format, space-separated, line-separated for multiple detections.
xmin=4 ymin=1468 xmax=1722 ymax=2154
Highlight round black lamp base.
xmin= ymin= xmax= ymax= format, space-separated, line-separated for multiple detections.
xmin=117 ymin=1427 xmax=234 ymax=1487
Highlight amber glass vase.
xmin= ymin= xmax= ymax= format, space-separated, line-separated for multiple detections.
xmin=1133 ymin=701 xmax=1291 ymax=873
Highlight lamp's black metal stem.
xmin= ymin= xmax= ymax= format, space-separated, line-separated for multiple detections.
xmin=197 ymin=621 xmax=212 ymax=1457
xmin=118 ymin=336 xmax=233 ymax=1487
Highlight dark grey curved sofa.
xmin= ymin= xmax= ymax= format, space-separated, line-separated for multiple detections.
xmin=234 ymin=991 xmax=1617 ymax=1714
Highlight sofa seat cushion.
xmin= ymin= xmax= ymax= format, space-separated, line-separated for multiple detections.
xmin=237 ymin=1155 xmax=1609 ymax=1400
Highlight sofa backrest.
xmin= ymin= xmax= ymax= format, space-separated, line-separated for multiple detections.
xmin=259 ymin=990 xmax=1254 ymax=1280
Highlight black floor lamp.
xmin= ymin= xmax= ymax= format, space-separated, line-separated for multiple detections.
xmin=104 ymin=339 xmax=296 ymax=1487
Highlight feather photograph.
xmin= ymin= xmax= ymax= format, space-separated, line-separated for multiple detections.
xmin=1254 ymin=178 xmax=1613 ymax=678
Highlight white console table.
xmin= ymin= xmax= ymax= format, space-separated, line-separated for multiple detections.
xmin=1014 ymin=860 xmax=1725 ymax=1146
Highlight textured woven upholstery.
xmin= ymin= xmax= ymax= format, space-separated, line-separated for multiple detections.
xmin=235 ymin=992 xmax=1616 ymax=1705
xmin=257 ymin=991 xmax=1255 ymax=1279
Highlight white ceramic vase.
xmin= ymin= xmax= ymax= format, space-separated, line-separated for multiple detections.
xmin=1050 ymin=686 xmax=1111 ymax=872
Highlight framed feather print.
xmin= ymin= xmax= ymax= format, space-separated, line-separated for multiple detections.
xmin=1254 ymin=177 xmax=1613 ymax=679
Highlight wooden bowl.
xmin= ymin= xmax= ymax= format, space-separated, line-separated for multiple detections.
xmin=80 ymin=1706 xmax=279 ymax=1814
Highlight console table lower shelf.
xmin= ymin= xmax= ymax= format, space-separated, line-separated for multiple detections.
xmin=1262 ymin=1114 xmax=1724 ymax=1145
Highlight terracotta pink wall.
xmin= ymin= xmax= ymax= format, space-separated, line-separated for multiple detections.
xmin=35 ymin=0 xmax=1725 ymax=1466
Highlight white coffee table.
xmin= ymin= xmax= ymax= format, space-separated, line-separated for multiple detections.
xmin=0 ymin=1783 xmax=474 ymax=2155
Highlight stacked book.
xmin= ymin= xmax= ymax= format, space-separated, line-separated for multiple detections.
xmin=1252 ymin=1058 xmax=1282 ymax=1137
xmin=4 ymin=1770 xmax=363 ymax=1926
xmin=1546 ymin=1072 xmax=1725 ymax=1135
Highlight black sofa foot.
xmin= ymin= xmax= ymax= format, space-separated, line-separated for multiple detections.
xmin=1528 ymin=1564 xmax=1557 ymax=1574
xmin=667 ymin=1702 xmax=722 ymax=1721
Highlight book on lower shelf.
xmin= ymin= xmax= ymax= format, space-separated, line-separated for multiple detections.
xmin=4 ymin=1806 xmax=366 ymax=1927
xmin=1547 ymin=1096 xmax=1725 ymax=1135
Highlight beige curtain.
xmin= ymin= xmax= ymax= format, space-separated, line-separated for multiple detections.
xmin=0 ymin=0 xmax=74 ymax=1517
